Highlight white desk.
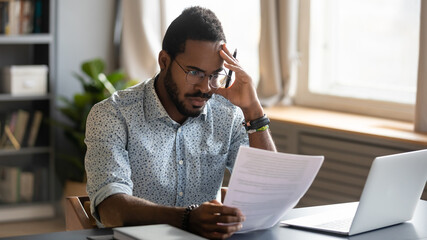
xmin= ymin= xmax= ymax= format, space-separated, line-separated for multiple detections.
xmin=229 ymin=200 xmax=427 ymax=240
xmin=3 ymin=200 xmax=426 ymax=240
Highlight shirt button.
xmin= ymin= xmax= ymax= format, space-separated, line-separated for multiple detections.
xmin=179 ymin=192 xmax=183 ymax=196
xmin=179 ymin=160 xmax=183 ymax=165
xmin=177 ymin=128 xmax=182 ymax=133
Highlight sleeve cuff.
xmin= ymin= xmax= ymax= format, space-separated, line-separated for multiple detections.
xmin=89 ymin=182 xmax=133 ymax=227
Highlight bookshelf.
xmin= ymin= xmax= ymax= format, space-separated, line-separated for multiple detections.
xmin=0 ymin=0 xmax=55 ymax=222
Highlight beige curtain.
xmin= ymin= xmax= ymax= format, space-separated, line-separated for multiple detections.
xmin=415 ymin=1 xmax=427 ymax=133
xmin=257 ymin=0 xmax=299 ymax=106
xmin=121 ymin=0 xmax=164 ymax=82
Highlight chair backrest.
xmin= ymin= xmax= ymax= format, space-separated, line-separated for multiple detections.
xmin=65 ymin=195 xmax=97 ymax=230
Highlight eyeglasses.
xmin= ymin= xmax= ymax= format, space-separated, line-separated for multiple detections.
xmin=174 ymin=59 xmax=229 ymax=89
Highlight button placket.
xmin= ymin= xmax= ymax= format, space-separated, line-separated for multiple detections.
xmin=175 ymin=126 xmax=186 ymax=205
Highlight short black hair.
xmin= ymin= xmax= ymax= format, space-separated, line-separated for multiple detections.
xmin=162 ymin=6 xmax=226 ymax=60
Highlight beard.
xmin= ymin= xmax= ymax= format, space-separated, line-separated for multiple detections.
xmin=164 ymin=67 xmax=212 ymax=118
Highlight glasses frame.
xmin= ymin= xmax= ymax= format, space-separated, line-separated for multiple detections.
xmin=173 ymin=59 xmax=228 ymax=89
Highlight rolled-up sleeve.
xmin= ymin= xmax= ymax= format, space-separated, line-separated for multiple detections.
xmin=84 ymin=98 xmax=133 ymax=225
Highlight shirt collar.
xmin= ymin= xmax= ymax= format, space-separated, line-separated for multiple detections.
xmin=144 ymin=76 xmax=208 ymax=122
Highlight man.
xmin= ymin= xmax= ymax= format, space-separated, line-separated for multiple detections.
xmin=85 ymin=6 xmax=276 ymax=239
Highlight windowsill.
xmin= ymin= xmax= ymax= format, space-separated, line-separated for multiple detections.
xmin=264 ymin=106 xmax=427 ymax=146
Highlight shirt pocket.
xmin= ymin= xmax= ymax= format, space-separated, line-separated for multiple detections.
xmin=199 ymin=152 xmax=228 ymax=195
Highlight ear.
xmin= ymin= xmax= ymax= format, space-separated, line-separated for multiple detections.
xmin=158 ymin=50 xmax=171 ymax=71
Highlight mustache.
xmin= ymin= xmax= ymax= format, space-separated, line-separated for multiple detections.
xmin=185 ymin=91 xmax=212 ymax=99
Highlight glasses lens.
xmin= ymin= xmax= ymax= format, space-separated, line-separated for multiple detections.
xmin=209 ymin=74 xmax=228 ymax=88
xmin=186 ymin=71 xmax=205 ymax=84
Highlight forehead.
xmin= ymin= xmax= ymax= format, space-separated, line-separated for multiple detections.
xmin=177 ymin=40 xmax=224 ymax=70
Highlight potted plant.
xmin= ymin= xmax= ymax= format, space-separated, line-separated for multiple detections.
xmin=56 ymin=58 xmax=138 ymax=189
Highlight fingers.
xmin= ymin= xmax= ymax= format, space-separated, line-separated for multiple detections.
xmin=220 ymin=45 xmax=239 ymax=67
xmin=221 ymin=44 xmax=233 ymax=58
xmin=200 ymin=222 xmax=243 ymax=240
xmin=210 ymin=199 xmax=222 ymax=205
xmin=220 ymin=52 xmax=239 ymax=70
xmin=189 ymin=202 xmax=245 ymax=239
xmin=205 ymin=229 xmax=238 ymax=240
xmin=204 ymin=202 xmax=244 ymax=218
xmin=219 ymin=45 xmax=248 ymax=85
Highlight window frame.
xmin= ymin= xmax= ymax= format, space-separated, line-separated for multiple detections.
xmin=294 ymin=0 xmax=416 ymax=122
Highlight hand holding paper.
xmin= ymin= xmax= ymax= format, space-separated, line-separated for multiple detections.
xmin=223 ymin=146 xmax=324 ymax=233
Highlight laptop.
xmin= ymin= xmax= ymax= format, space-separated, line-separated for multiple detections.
xmin=280 ymin=149 xmax=427 ymax=236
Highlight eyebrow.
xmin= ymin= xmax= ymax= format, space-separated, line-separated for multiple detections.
xmin=186 ymin=65 xmax=224 ymax=74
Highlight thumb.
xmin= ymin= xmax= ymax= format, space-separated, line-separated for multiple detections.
xmin=210 ymin=199 xmax=223 ymax=205
xmin=214 ymin=87 xmax=231 ymax=100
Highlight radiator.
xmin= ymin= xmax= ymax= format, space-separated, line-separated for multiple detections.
xmin=269 ymin=121 xmax=427 ymax=207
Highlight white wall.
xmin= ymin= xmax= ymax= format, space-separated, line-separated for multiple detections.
xmin=56 ymin=0 xmax=116 ymax=101
xmin=54 ymin=0 xmax=116 ymax=194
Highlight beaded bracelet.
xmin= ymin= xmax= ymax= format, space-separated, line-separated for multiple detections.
xmin=247 ymin=124 xmax=269 ymax=134
xmin=182 ymin=204 xmax=199 ymax=230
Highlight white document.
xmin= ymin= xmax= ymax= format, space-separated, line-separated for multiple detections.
xmin=223 ymin=146 xmax=324 ymax=233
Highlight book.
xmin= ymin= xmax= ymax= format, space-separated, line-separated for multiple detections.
xmin=6 ymin=0 xmax=20 ymax=35
xmin=4 ymin=125 xmax=20 ymax=149
xmin=13 ymin=109 xmax=30 ymax=146
xmin=32 ymin=0 xmax=41 ymax=33
xmin=1 ymin=0 xmax=34 ymax=35
xmin=20 ymin=171 xmax=34 ymax=202
xmin=0 ymin=112 xmax=17 ymax=148
xmin=33 ymin=167 xmax=48 ymax=202
xmin=113 ymin=224 xmax=207 ymax=240
xmin=19 ymin=0 xmax=33 ymax=34
xmin=0 ymin=166 xmax=21 ymax=203
xmin=27 ymin=110 xmax=43 ymax=147
xmin=0 ymin=1 xmax=9 ymax=34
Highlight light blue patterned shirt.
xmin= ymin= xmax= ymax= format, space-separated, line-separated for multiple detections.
xmin=84 ymin=76 xmax=249 ymax=224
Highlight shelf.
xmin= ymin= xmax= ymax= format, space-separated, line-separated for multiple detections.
xmin=0 ymin=147 xmax=50 ymax=156
xmin=0 ymin=203 xmax=55 ymax=223
xmin=0 ymin=34 xmax=53 ymax=44
xmin=0 ymin=0 xmax=55 ymax=224
xmin=0 ymin=94 xmax=51 ymax=101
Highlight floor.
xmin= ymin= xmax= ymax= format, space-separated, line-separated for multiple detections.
xmin=0 ymin=217 xmax=65 ymax=238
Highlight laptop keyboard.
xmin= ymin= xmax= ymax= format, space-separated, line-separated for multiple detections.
xmin=315 ymin=217 xmax=353 ymax=231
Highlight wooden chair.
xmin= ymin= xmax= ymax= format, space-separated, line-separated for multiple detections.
xmin=65 ymin=196 xmax=97 ymax=230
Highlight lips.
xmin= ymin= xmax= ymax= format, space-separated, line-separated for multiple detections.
xmin=188 ymin=97 xmax=207 ymax=108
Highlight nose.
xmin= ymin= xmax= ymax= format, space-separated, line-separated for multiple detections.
xmin=195 ymin=75 xmax=212 ymax=93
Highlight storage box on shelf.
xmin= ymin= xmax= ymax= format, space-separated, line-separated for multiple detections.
xmin=1 ymin=65 xmax=48 ymax=96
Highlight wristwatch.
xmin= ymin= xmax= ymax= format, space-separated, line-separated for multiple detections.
xmin=242 ymin=114 xmax=270 ymax=131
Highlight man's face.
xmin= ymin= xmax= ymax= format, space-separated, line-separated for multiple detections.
xmin=163 ymin=40 xmax=224 ymax=118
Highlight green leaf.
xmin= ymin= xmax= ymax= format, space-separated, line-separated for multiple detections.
xmin=107 ymin=71 xmax=126 ymax=85
xmin=74 ymin=93 xmax=92 ymax=109
xmin=125 ymin=79 xmax=139 ymax=89
xmin=59 ymin=107 xmax=81 ymax=124
xmin=82 ymin=59 xmax=104 ymax=80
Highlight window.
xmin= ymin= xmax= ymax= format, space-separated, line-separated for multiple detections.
xmin=163 ymin=0 xmax=260 ymax=84
xmin=296 ymin=0 xmax=421 ymax=121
